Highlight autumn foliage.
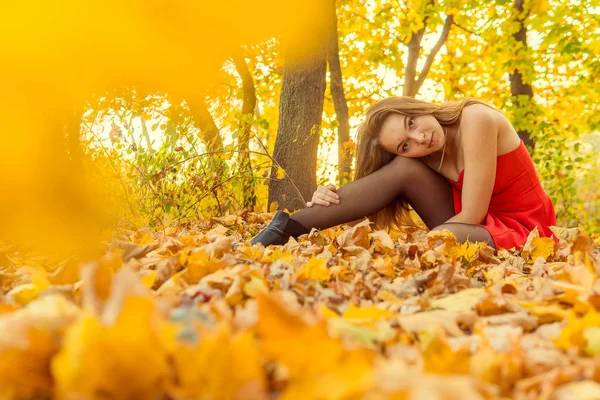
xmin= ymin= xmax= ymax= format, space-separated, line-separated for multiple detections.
xmin=2 ymin=214 xmax=600 ymax=399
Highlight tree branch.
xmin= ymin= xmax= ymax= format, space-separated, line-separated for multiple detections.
xmin=414 ymin=14 xmax=454 ymax=94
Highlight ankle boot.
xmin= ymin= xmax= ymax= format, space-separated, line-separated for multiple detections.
xmin=251 ymin=211 xmax=309 ymax=246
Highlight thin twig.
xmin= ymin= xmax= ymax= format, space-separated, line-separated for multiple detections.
xmin=252 ymin=131 xmax=307 ymax=206
xmin=175 ymin=161 xmax=272 ymax=222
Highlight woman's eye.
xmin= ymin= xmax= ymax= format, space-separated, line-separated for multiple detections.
xmin=408 ymin=117 xmax=415 ymax=128
xmin=402 ymin=141 xmax=409 ymax=151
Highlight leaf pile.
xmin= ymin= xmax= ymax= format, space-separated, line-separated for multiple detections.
xmin=2 ymin=213 xmax=600 ymax=400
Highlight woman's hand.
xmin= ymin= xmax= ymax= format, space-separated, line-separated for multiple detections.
xmin=306 ymin=183 xmax=340 ymax=207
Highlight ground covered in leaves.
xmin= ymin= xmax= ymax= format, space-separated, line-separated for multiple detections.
xmin=2 ymin=212 xmax=600 ymax=400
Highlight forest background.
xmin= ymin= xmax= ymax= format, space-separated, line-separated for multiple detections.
xmin=1 ymin=0 xmax=599 ymax=258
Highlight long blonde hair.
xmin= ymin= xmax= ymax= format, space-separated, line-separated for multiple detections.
xmin=354 ymin=96 xmax=491 ymax=231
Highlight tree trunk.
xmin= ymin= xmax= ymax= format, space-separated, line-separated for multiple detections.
xmin=403 ymin=27 xmax=426 ymax=98
xmin=327 ymin=0 xmax=352 ymax=187
xmin=509 ymin=0 xmax=535 ymax=149
xmin=232 ymin=49 xmax=258 ymax=209
xmin=267 ymin=41 xmax=328 ymax=211
xmin=186 ymin=97 xmax=224 ymax=153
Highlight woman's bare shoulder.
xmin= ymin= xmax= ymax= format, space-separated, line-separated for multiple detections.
xmin=461 ymin=102 xmax=519 ymax=154
xmin=461 ymin=103 xmax=501 ymax=121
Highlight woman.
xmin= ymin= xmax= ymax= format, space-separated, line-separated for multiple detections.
xmin=251 ymin=96 xmax=557 ymax=250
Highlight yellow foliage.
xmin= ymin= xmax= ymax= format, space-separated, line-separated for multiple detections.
xmin=295 ymin=256 xmax=331 ymax=282
xmin=170 ymin=325 xmax=267 ymax=400
xmin=343 ymin=304 xmax=395 ymax=322
xmin=555 ymin=309 xmax=600 ymax=352
xmin=52 ymin=297 xmax=174 ymax=400
xmin=257 ymin=294 xmax=373 ymax=399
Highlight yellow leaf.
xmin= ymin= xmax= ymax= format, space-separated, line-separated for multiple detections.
xmin=469 ymin=339 xmax=522 ymax=388
xmin=52 ymin=296 xmax=173 ymax=400
xmin=342 ymin=140 xmax=355 ymax=151
xmin=520 ymin=227 xmax=554 ymax=262
xmin=421 ymin=334 xmax=471 ymax=375
xmin=257 ymin=294 xmax=344 ymax=377
xmin=531 ymin=237 xmax=555 ymax=260
xmin=376 ymin=290 xmax=403 ymax=304
xmin=181 ymin=249 xmax=227 ymax=284
xmin=261 ymin=248 xmax=294 ymax=264
xmin=430 ymin=288 xmax=486 ymax=312
xmin=295 ymin=257 xmax=330 ymax=282
xmin=0 ymin=295 xmax=80 ymax=400
xmin=6 ymin=284 xmax=42 ymax=306
xmin=136 ymin=232 xmax=155 ymax=245
xmin=141 ymin=270 xmax=156 ymax=288
xmin=369 ymin=230 xmax=395 ymax=253
xmin=48 ymin=259 xmax=81 ymax=285
xmin=6 ymin=266 xmax=51 ymax=305
xmin=243 ymin=276 xmax=268 ymax=297
xmin=343 ymin=304 xmax=395 ymax=322
xmin=336 ymin=218 xmax=371 ymax=248
xmin=529 ymin=0 xmax=549 ymax=13
xmin=269 ymin=201 xmax=279 ymax=213
xmin=520 ymin=302 xmax=569 ymax=324
xmin=555 ymin=310 xmax=600 ymax=351
xmin=170 ymin=325 xmax=267 ymax=400
xmin=256 ymin=295 xmax=373 ymax=399
xmin=317 ymin=303 xmax=339 ymax=319
xmin=276 ymin=167 xmax=286 ymax=180
xmin=372 ymin=256 xmax=395 ymax=278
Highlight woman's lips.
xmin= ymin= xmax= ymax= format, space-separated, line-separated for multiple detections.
xmin=429 ymin=134 xmax=435 ymax=148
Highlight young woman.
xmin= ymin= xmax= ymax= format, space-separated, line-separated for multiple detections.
xmin=251 ymin=96 xmax=557 ymax=250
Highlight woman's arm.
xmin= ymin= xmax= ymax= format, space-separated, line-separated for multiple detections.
xmin=445 ymin=105 xmax=498 ymax=225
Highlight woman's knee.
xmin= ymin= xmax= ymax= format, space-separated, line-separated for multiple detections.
xmin=386 ymin=155 xmax=434 ymax=179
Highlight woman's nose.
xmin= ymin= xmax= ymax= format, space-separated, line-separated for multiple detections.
xmin=411 ymin=131 xmax=426 ymax=144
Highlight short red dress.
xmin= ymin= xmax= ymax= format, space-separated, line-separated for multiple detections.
xmin=448 ymin=140 xmax=557 ymax=250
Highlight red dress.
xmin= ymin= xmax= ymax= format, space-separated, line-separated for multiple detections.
xmin=448 ymin=140 xmax=557 ymax=250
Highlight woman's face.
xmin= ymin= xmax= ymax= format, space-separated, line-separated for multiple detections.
xmin=378 ymin=114 xmax=446 ymax=158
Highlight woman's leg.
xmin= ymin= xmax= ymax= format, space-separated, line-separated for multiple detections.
xmin=290 ymin=155 xmax=454 ymax=230
xmin=255 ymin=156 xmax=495 ymax=247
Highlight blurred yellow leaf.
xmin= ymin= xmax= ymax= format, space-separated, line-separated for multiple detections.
xmin=180 ymin=249 xmax=227 ymax=284
xmin=0 ymin=295 xmax=79 ymax=400
xmin=295 ymin=257 xmax=330 ymax=282
xmin=257 ymin=294 xmax=373 ymax=399
xmin=170 ymin=325 xmax=267 ymax=400
xmin=52 ymin=296 xmax=173 ymax=400
xmin=555 ymin=310 xmax=600 ymax=351
xmin=6 ymin=267 xmax=50 ymax=305
xmin=343 ymin=304 xmax=395 ymax=322
xmin=430 ymin=288 xmax=486 ymax=312
xmin=421 ymin=334 xmax=471 ymax=375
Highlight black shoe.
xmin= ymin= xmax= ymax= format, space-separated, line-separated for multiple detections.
xmin=251 ymin=211 xmax=309 ymax=246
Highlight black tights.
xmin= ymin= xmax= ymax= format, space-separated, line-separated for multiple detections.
xmin=289 ymin=156 xmax=495 ymax=248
